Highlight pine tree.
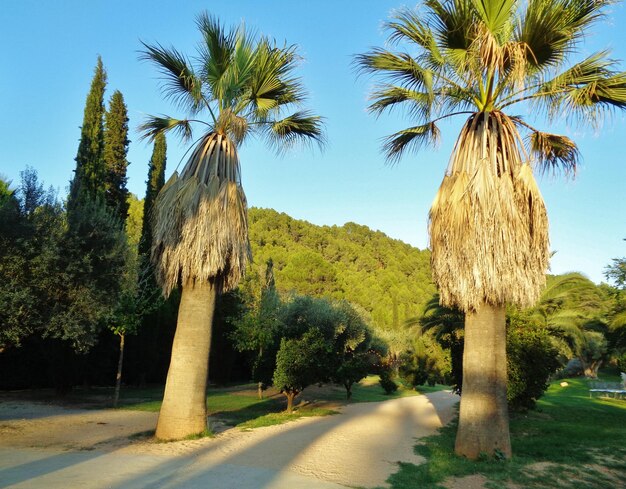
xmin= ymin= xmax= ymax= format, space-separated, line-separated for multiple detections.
xmin=68 ymin=57 xmax=107 ymax=209
xmin=103 ymin=90 xmax=130 ymax=221
xmin=139 ymin=133 xmax=166 ymax=258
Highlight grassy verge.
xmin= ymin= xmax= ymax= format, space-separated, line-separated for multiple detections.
xmin=384 ymin=375 xmax=626 ymax=489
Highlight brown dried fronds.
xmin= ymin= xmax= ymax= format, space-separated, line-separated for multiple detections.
xmin=151 ymin=132 xmax=251 ymax=297
xmin=430 ymin=111 xmax=549 ymax=312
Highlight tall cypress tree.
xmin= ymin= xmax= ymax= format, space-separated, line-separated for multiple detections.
xmin=139 ymin=133 xmax=167 ymax=258
xmin=68 ymin=57 xmax=107 ymax=209
xmin=103 ymin=90 xmax=130 ymax=221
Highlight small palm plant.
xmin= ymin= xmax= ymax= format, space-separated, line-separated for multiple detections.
xmin=141 ymin=13 xmax=323 ymax=440
xmin=357 ymin=0 xmax=626 ymax=458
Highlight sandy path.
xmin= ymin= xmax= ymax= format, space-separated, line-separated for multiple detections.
xmin=0 ymin=391 xmax=457 ymax=488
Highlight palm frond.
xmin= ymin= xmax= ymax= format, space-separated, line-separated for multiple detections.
xmin=247 ymin=41 xmax=306 ymax=120
xmin=386 ymin=8 xmax=445 ymax=68
xmin=518 ymin=0 xmax=609 ymax=70
xmin=138 ymin=116 xmax=195 ymax=142
xmin=265 ymin=111 xmax=325 ymax=153
xmin=355 ymin=49 xmax=434 ymax=93
xmin=368 ymin=85 xmax=434 ymax=120
xmin=196 ymin=12 xmax=236 ymax=99
xmin=426 ymin=0 xmax=476 ymax=51
xmin=528 ymin=131 xmax=579 ymax=176
xmin=536 ymin=52 xmax=626 ymax=125
xmin=383 ymin=121 xmax=440 ymax=164
xmin=139 ymin=42 xmax=204 ymax=113
xmin=473 ymin=0 xmax=517 ymax=38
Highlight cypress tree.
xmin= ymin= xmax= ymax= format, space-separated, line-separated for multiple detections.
xmin=68 ymin=57 xmax=107 ymax=209
xmin=103 ymin=90 xmax=130 ymax=221
xmin=139 ymin=133 xmax=167 ymax=258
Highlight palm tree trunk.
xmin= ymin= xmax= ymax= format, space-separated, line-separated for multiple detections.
xmin=113 ymin=332 xmax=125 ymax=408
xmin=455 ymin=303 xmax=511 ymax=459
xmin=155 ymin=280 xmax=216 ymax=440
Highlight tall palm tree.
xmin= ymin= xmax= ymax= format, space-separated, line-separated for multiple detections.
xmin=357 ymin=0 xmax=626 ymax=458
xmin=141 ymin=13 xmax=323 ymax=440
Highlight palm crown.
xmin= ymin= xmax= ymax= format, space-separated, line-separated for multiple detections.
xmin=357 ymin=0 xmax=626 ymax=312
xmin=141 ymin=13 xmax=324 ymax=148
xmin=357 ymin=0 xmax=626 ymax=168
xmin=140 ymin=13 xmax=324 ymax=297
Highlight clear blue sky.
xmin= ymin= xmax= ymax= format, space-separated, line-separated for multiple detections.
xmin=1 ymin=0 xmax=625 ymax=283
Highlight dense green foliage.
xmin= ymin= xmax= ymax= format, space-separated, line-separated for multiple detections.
xmin=231 ymin=259 xmax=283 ymax=392
xmin=103 ymin=90 xmax=130 ymax=221
xmin=506 ymin=319 xmax=561 ymax=410
xmin=272 ymin=295 xmax=374 ymax=409
xmin=246 ymin=208 xmax=436 ymax=329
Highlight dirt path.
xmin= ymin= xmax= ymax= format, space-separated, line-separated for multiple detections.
xmin=0 ymin=391 xmax=458 ymax=488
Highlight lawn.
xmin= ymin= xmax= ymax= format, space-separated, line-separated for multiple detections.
xmin=384 ymin=373 xmax=626 ymax=489
xmin=118 ymin=375 xmax=435 ymax=430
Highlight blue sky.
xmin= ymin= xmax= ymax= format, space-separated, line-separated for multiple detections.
xmin=1 ymin=0 xmax=625 ymax=284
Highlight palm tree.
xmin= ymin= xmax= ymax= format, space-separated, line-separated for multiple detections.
xmin=529 ymin=273 xmax=609 ymax=376
xmin=140 ymin=13 xmax=323 ymax=440
xmin=357 ymin=0 xmax=626 ymax=458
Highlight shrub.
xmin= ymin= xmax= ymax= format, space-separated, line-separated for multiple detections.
xmin=506 ymin=326 xmax=561 ymax=410
xmin=379 ymin=368 xmax=398 ymax=394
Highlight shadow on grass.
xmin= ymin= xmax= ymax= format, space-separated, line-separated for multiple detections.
xmin=211 ymin=396 xmax=285 ymax=427
xmin=382 ymin=377 xmax=626 ymax=489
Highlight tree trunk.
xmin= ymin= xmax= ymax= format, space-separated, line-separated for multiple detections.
xmin=455 ymin=303 xmax=511 ymax=459
xmin=583 ymin=359 xmax=602 ymax=378
xmin=286 ymin=391 xmax=296 ymax=413
xmin=345 ymin=382 xmax=352 ymax=400
xmin=113 ymin=333 xmax=125 ymax=408
xmin=155 ymin=280 xmax=216 ymax=440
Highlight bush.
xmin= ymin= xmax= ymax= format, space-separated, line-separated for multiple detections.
xmin=616 ymin=352 xmax=626 ymax=374
xmin=507 ymin=326 xmax=561 ymax=410
xmin=379 ymin=368 xmax=398 ymax=394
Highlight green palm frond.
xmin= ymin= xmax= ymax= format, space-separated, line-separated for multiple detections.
xmin=355 ymin=49 xmax=434 ymax=93
xmin=386 ymin=8 xmax=445 ymax=69
xmin=473 ymin=0 xmax=517 ymax=38
xmin=139 ymin=42 xmax=204 ymax=113
xmin=196 ymin=13 xmax=236 ymax=93
xmin=247 ymin=41 xmax=306 ymax=119
xmin=518 ymin=0 xmax=609 ymax=70
xmin=138 ymin=116 xmax=196 ymax=142
xmin=383 ymin=122 xmax=440 ymax=163
xmin=368 ymin=85 xmax=434 ymax=120
xmin=425 ymin=0 xmax=476 ymax=70
xmin=528 ymin=131 xmax=579 ymax=176
xmin=266 ymin=111 xmax=325 ymax=153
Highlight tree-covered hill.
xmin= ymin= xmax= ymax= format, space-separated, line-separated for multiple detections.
xmin=244 ymin=208 xmax=436 ymax=330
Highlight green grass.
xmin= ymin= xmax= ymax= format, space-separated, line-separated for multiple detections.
xmin=238 ymin=407 xmax=338 ymax=430
xmin=384 ymin=374 xmax=626 ymax=489
xmin=303 ymin=375 xmax=447 ymax=404
xmin=118 ymin=375 xmax=440 ymax=430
